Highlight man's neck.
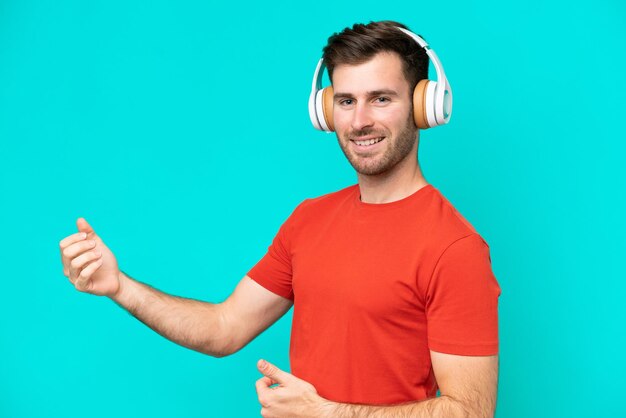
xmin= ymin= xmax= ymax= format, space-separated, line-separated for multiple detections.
xmin=357 ymin=153 xmax=428 ymax=204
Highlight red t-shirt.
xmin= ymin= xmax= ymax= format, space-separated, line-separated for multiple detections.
xmin=247 ymin=184 xmax=501 ymax=405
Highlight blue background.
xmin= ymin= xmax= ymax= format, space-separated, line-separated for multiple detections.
xmin=1 ymin=1 xmax=624 ymax=417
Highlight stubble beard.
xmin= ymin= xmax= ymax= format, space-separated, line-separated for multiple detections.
xmin=337 ymin=112 xmax=418 ymax=176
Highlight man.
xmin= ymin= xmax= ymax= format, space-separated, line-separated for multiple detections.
xmin=59 ymin=21 xmax=500 ymax=417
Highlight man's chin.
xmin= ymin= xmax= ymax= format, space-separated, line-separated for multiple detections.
xmin=349 ymin=159 xmax=390 ymax=176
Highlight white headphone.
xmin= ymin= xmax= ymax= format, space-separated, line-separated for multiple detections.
xmin=308 ymin=27 xmax=453 ymax=132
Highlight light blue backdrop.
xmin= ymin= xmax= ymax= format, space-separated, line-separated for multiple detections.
xmin=1 ymin=1 xmax=624 ymax=417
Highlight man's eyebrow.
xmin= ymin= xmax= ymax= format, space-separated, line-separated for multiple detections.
xmin=334 ymin=89 xmax=400 ymax=99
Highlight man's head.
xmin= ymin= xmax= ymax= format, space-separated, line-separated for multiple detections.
xmin=321 ymin=21 xmax=429 ymax=176
xmin=322 ymin=21 xmax=428 ymax=93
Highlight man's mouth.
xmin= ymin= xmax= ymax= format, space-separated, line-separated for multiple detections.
xmin=351 ymin=137 xmax=385 ymax=147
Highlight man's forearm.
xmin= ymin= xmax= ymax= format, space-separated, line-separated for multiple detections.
xmin=111 ymin=271 xmax=233 ymax=357
xmin=328 ymin=395 xmax=481 ymax=418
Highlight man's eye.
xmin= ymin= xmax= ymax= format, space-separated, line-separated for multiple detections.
xmin=340 ymin=99 xmax=354 ymax=106
xmin=375 ymin=97 xmax=390 ymax=103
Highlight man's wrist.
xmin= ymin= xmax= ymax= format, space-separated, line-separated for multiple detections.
xmin=318 ymin=398 xmax=340 ymax=418
xmin=111 ymin=270 xmax=128 ymax=302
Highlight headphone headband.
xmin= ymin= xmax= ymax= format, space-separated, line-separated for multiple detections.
xmin=308 ymin=58 xmax=327 ymax=131
xmin=395 ymin=28 xmax=452 ymax=122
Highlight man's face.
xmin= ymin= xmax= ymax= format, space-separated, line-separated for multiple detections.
xmin=332 ymin=52 xmax=418 ymax=176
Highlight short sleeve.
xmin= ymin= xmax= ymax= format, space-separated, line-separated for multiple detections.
xmin=426 ymin=234 xmax=501 ymax=355
xmin=247 ymin=205 xmax=302 ymax=301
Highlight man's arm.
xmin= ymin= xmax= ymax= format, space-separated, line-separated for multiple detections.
xmin=255 ymin=352 xmax=498 ymax=418
xmin=60 ymin=217 xmax=293 ymax=358
xmin=113 ymin=273 xmax=293 ymax=357
xmin=329 ymin=352 xmax=498 ymax=418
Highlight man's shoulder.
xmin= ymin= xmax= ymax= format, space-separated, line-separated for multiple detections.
xmin=426 ymin=186 xmax=487 ymax=249
xmin=429 ymin=187 xmax=477 ymax=229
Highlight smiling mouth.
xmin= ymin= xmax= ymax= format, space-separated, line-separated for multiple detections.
xmin=351 ymin=137 xmax=385 ymax=147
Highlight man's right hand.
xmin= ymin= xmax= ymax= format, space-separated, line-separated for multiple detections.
xmin=59 ymin=217 xmax=121 ymax=297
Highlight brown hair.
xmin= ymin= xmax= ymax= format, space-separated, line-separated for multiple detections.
xmin=322 ymin=20 xmax=429 ymax=93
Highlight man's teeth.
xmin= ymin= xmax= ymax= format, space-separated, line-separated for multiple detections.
xmin=354 ymin=137 xmax=384 ymax=146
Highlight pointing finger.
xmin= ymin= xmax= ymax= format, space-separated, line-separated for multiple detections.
xmin=257 ymin=359 xmax=291 ymax=385
xmin=59 ymin=232 xmax=88 ymax=250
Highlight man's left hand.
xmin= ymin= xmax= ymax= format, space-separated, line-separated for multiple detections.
xmin=255 ymin=359 xmax=335 ymax=418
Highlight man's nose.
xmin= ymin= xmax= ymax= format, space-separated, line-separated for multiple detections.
xmin=351 ymin=102 xmax=374 ymax=131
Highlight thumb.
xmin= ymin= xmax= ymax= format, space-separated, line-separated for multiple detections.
xmin=76 ymin=217 xmax=96 ymax=238
xmin=257 ymin=359 xmax=291 ymax=385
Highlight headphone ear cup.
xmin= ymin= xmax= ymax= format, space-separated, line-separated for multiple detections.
xmin=315 ymin=86 xmax=334 ymax=132
xmin=413 ymin=79 xmax=430 ymax=129
xmin=322 ymin=86 xmax=335 ymax=132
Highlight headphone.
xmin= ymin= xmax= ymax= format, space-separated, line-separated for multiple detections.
xmin=308 ymin=27 xmax=452 ymax=132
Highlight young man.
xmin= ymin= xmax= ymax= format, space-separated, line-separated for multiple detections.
xmin=59 ymin=21 xmax=500 ymax=417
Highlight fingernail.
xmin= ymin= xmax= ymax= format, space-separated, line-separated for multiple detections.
xmin=259 ymin=359 xmax=267 ymax=369
xmin=81 ymin=233 xmax=87 ymax=239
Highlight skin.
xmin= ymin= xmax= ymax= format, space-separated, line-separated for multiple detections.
xmin=58 ymin=51 xmax=498 ymax=418
xmin=332 ymin=51 xmax=429 ymax=204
